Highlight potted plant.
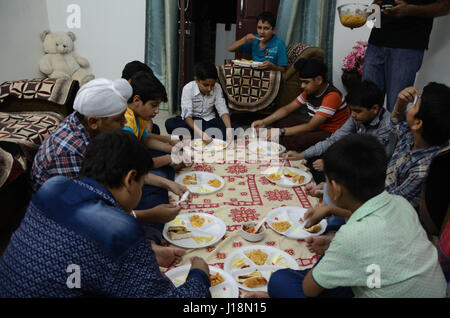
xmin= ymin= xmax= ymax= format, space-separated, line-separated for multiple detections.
xmin=342 ymin=41 xmax=367 ymax=91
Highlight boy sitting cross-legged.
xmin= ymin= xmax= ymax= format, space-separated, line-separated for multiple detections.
xmin=247 ymin=134 xmax=447 ymax=298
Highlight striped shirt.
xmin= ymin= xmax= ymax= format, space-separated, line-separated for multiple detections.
xmin=31 ymin=112 xmax=90 ymax=192
xmin=385 ymin=121 xmax=443 ymax=211
xmin=295 ymin=83 xmax=350 ymax=133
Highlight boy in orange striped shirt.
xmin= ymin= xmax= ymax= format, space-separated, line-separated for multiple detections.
xmin=252 ymin=58 xmax=350 ymax=152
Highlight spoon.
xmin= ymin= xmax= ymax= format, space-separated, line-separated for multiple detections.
xmin=176 ymin=191 xmax=190 ymax=206
xmin=254 ymin=217 xmax=267 ymax=233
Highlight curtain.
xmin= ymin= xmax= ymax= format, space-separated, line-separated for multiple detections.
xmin=276 ymin=0 xmax=337 ymax=80
xmin=145 ymin=0 xmax=179 ymax=113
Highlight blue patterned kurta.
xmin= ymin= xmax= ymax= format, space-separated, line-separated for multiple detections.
xmin=0 ymin=176 xmax=211 ymax=298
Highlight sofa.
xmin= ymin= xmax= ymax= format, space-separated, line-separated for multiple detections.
xmin=0 ymin=77 xmax=79 ymax=255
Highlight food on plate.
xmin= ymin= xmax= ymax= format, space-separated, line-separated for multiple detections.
xmin=292 ymin=175 xmax=305 ymax=184
xmin=192 ymin=236 xmax=214 ymax=244
xmin=340 ymin=14 xmax=367 ymax=29
xmin=183 ymin=173 xmax=197 ymax=185
xmin=231 ymin=257 xmax=250 ymax=269
xmin=207 ymin=179 xmax=222 ymax=188
xmin=304 ymin=224 xmax=322 ymax=233
xmin=168 ymin=226 xmax=192 ymax=240
xmin=271 ymin=221 xmax=291 ymax=233
xmin=242 ymin=223 xmax=263 ymax=234
xmin=268 ymin=173 xmax=282 ymax=182
xmin=189 ymin=215 xmax=206 ymax=228
xmin=284 ymin=168 xmax=298 ymax=178
xmin=237 ymin=270 xmax=267 ymax=288
xmin=193 ymin=139 xmax=207 ymax=148
xmin=245 ymin=249 xmax=268 ymax=266
xmin=197 ymin=187 xmax=211 ymax=193
xmin=255 ymin=147 xmax=264 ymax=153
xmin=240 ymin=58 xmax=254 ymax=63
xmin=209 ymin=272 xmax=225 ymax=287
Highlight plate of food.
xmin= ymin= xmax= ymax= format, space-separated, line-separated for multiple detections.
xmin=163 ymin=213 xmax=226 ymax=249
xmin=165 ymin=265 xmax=239 ymax=298
xmin=224 ymin=245 xmax=299 ymax=292
xmin=232 ymin=59 xmax=263 ymax=68
xmin=176 ymin=171 xmax=225 ymax=194
xmin=266 ymin=206 xmax=327 ymax=239
xmin=190 ymin=138 xmax=228 ymax=152
xmin=248 ymin=140 xmax=286 ymax=156
xmin=263 ymin=166 xmax=311 ymax=187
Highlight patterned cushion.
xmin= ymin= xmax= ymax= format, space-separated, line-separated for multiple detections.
xmin=0 ymin=78 xmax=75 ymax=106
xmin=286 ymin=43 xmax=313 ymax=65
xmin=0 ymin=111 xmax=63 ymax=187
xmin=217 ymin=64 xmax=281 ymax=112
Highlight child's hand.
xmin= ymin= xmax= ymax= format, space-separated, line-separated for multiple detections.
xmin=305 ymin=182 xmax=324 ymax=198
xmin=202 ymin=133 xmax=213 ymax=145
xmin=304 ymin=204 xmax=331 ymax=228
xmin=312 ymin=159 xmax=324 ymax=172
xmin=285 ymin=150 xmax=303 ymax=161
xmin=258 ymin=61 xmax=275 ymax=70
xmin=153 ymin=204 xmax=182 ymax=223
xmin=395 ymin=86 xmax=421 ymax=113
xmin=244 ymin=33 xmax=258 ymax=43
xmin=168 ymin=181 xmax=189 ymax=197
xmin=251 ymin=120 xmax=266 ymax=130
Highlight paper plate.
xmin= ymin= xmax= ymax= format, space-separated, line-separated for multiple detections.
xmin=224 ymin=245 xmax=299 ymax=292
xmin=190 ymin=138 xmax=228 ymax=152
xmin=163 ymin=213 xmax=226 ymax=249
xmin=263 ymin=166 xmax=311 ymax=187
xmin=248 ymin=140 xmax=286 ymax=156
xmin=232 ymin=59 xmax=263 ymax=68
xmin=165 ymin=265 xmax=239 ymax=298
xmin=175 ymin=171 xmax=225 ymax=194
xmin=266 ymin=206 xmax=327 ymax=239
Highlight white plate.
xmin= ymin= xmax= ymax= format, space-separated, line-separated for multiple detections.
xmin=190 ymin=138 xmax=228 ymax=152
xmin=263 ymin=166 xmax=311 ymax=187
xmin=224 ymin=245 xmax=299 ymax=292
xmin=232 ymin=59 xmax=263 ymax=68
xmin=266 ymin=206 xmax=327 ymax=239
xmin=165 ymin=265 xmax=239 ymax=298
xmin=175 ymin=171 xmax=225 ymax=194
xmin=248 ymin=140 xmax=286 ymax=156
xmin=163 ymin=213 xmax=226 ymax=249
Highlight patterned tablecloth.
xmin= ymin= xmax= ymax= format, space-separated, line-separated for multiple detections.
xmin=164 ymin=138 xmax=321 ymax=297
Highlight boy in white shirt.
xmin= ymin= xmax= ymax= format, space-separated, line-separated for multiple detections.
xmin=165 ymin=62 xmax=233 ymax=143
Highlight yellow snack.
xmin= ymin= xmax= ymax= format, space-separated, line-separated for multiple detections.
xmin=207 ymin=179 xmax=222 ymax=188
xmin=268 ymin=173 xmax=281 ymax=182
xmin=340 ymin=14 xmax=367 ymax=28
xmin=189 ymin=215 xmax=206 ymax=228
xmin=210 ymin=272 xmax=225 ymax=287
xmin=271 ymin=221 xmax=291 ymax=232
xmin=192 ymin=236 xmax=214 ymax=244
xmin=245 ymin=249 xmax=268 ymax=266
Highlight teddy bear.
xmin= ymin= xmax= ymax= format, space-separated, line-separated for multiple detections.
xmin=39 ymin=30 xmax=94 ymax=86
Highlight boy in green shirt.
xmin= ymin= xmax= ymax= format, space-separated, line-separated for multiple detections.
xmin=248 ymin=134 xmax=447 ymax=298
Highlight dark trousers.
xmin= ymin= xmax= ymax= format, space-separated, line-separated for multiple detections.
xmin=165 ymin=116 xmax=231 ymax=140
xmin=273 ymin=115 xmax=331 ymax=152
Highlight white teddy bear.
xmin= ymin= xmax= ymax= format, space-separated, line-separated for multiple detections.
xmin=39 ymin=30 xmax=94 ymax=86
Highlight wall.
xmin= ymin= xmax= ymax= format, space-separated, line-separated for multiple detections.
xmin=215 ymin=23 xmax=237 ymax=66
xmin=0 ymin=0 xmax=50 ymax=82
xmin=46 ymin=0 xmax=146 ymax=80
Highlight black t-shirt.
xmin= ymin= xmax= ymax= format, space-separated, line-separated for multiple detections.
xmin=369 ymin=0 xmax=436 ymax=50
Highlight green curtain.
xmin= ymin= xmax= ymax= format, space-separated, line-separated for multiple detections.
xmin=276 ymin=0 xmax=337 ymax=80
xmin=145 ymin=0 xmax=179 ymax=113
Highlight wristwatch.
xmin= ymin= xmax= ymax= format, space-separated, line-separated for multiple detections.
xmin=280 ymin=128 xmax=286 ymax=136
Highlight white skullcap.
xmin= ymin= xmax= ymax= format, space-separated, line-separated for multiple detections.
xmin=73 ymin=78 xmax=132 ymax=117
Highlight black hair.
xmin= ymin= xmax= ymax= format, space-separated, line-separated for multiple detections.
xmin=294 ymin=58 xmax=328 ymax=81
xmin=79 ymin=130 xmax=153 ymax=188
xmin=194 ymin=61 xmax=218 ymax=81
xmin=345 ymin=80 xmax=384 ymax=110
xmin=121 ymin=60 xmax=154 ymax=80
xmin=322 ymin=134 xmax=388 ymax=202
xmin=257 ymin=11 xmax=276 ymax=27
xmin=128 ymin=70 xmax=168 ymax=104
xmin=415 ymin=82 xmax=450 ymax=146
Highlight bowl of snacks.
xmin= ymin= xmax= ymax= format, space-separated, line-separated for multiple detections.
xmin=337 ymin=3 xmax=371 ymax=29
xmin=241 ymin=222 xmax=265 ymax=242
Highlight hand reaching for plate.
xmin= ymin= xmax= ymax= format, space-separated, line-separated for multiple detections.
xmin=190 ymin=256 xmax=210 ymax=277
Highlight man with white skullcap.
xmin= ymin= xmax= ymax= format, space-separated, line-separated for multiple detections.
xmin=31 ymin=78 xmax=187 ymax=267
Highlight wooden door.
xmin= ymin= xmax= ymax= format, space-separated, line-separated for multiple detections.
xmin=179 ymin=0 xmax=195 ymax=99
xmin=235 ymin=0 xmax=280 ymax=60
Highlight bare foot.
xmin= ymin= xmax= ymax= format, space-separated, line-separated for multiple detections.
xmin=305 ymin=233 xmax=335 ymax=255
xmin=245 ymin=291 xmax=269 ymax=298
xmin=151 ymin=242 xmax=186 ymax=268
